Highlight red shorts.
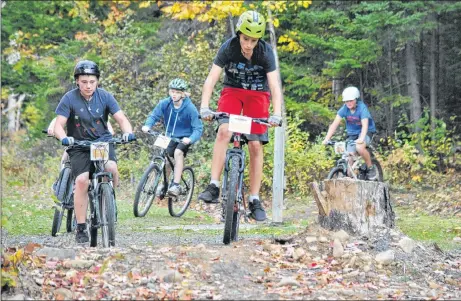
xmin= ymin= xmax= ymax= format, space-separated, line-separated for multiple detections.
xmin=217 ymin=87 xmax=270 ymax=134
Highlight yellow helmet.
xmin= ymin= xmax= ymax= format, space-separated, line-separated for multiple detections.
xmin=235 ymin=11 xmax=266 ymax=39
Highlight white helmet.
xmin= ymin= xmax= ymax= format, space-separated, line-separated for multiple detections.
xmin=342 ymin=86 xmax=360 ymax=101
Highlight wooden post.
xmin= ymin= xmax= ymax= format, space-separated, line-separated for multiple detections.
xmin=266 ymin=5 xmax=285 ymax=224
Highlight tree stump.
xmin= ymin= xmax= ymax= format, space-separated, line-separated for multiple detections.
xmin=311 ymin=178 xmax=395 ymax=236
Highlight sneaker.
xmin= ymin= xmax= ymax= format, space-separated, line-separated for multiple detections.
xmin=167 ymin=184 xmax=182 ymax=197
xmin=198 ymin=184 xmax=220 ymax=203
xmin=366 ymin=165 xmax=378 ymax=181
xmin=249 ymin=199 xmax=266 ymax=221
xmin=76 ymin=229 xmax=89 ymax=244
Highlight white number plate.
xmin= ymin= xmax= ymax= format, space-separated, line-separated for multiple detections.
xmin=90 ymin=142 xmax=109 ymax=161
xmin=228 ymin=114 xmax=252 ymax=135
xmin=154 ymin=135 xmax=171 ymax=149
xmin=334 ymin=142 xmax=346 ymax=154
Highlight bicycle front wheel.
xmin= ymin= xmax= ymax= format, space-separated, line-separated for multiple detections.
xmin=66 ymin=208 xmax=76 ymax=233
xmin=134 ymin=163 xmax=162 ymax=217
xmin=327 ymin=167 xmax=346 ymax=179
xmin=223 ymin=156 xmax=240 ymax=245
xmin=100 ymin=183 xmax=116 ymax=247
xmin=372 ymin=158 xmax=384 ymax=182
xmin=168 ymin=167 xmax=195 ymax=217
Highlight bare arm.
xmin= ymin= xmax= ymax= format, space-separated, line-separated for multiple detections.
xmin=266 ymin=70 xmax=282 ymax=116
xmin=107 ymin=119 xmax=115 ymax=135
xmin=47 ymin=117 xmax=57 ymax=136
xmin=53 ymin=115 xmax=68 ymax=141
xmin=357 ymin=118 xmax=369 ymax=144
xmin=200 ymin=64 xmax=223 ymax=109
xmin=323 ymin=114 xmax=343 ymax=144
xmin=112 ymin=110 xmax=133 ymax=134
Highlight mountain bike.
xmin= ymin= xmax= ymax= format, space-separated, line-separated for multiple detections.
xmin=326 ymin=139 xmax=383 ymax=181
xmin=43 ymin=130 xmax=76 ymax=237
xmin=133 ymin=131 xmax=195 ymax=218
xmin=208 ymin=112 xmax=281 ymax=245
xmin=66 ymin=138 xmax=134 ymax=247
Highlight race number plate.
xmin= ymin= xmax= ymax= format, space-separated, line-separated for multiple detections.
xmin=228 ymin=114 xmax=252 ymax=135
xmin=154 ymin=135 xmax=171 ymax=149
xmin=90 ymin=142 xmax=109 ymax=161
xmin=334 ymin=142 xmax=346 ymax=155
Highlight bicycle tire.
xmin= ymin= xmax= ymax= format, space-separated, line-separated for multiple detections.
xmin=327 ymin=167 xmax=346 ymax=179
xmin=372 ymin=158 xmax=384 ymax=182
xmin=231 ymin=209 xmax=240 ymax=241
xmin=223 ymin=156 xmax=239 ymax=245
xmin=51 ymin=207 xmax=64 ymax=237
xmin=56 ymin=167 xmax=72 ymax=203
xmin=100 ymin=183 xmax=116 ymax=247
xmin=168 ymin=167 xmax=195 ymax=217
xmin=133 ymin=163 xmax=162 ymax=217
xmin=89 ymin=197 xmax=98 ymax=247
xmin=66 ymin=208 xmax=76 ymax=233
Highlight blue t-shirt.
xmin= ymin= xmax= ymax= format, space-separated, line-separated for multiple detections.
xmin=213 ymin=36 xmax=276 ymax=91
xmin=55 ymin=88 xmax=120 ymax=141
xmin=337 ymin=100 xmax=376 ymax=136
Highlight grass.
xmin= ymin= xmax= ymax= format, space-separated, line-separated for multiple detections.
xmin=395 ymin=207 xmax=461 ymax=250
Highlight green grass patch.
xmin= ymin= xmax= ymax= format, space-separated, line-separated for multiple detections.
xmin=395 ymin=207 xmax=461 ymax=250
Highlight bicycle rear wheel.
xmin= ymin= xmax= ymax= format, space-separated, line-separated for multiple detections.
xmin=100 ymin=183 xmax=116 ymax=247
xmin=51 ymin=207 xmax=64 ymax=237
xmin=134 ymin=163 xmax=162 ymax=217
xmin=66 ymin=208 xmax=76 ymax=233
xmin=168 ymin=167 xmax=195 ymax=217
xmin=327 ymin=167 xmax=346 ymax=179
xmin=56 ymin=167 xmax=72 ymax=202
xmin=223 ymin=156 xmax=239 ymax=245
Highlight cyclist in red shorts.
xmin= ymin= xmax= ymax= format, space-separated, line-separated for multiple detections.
xmin=198 ymin=10 xmax=283 ymax=221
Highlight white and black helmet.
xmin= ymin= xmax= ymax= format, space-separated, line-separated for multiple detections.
xmin=168 ymin=78 xmax=188 ymax=91
xmin=342 ymin=86 xmax=360 ymax=101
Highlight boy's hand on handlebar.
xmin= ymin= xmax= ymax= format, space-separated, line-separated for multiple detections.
xmin=141 ymin=126 xmax=150 ymax=133
xmin=181 ymin=137 xmax=191 ymax=145
xmin=268 ymin=115 xmax=283 ymax=127
xmin=322 ymin=139 xmax=329 ymax=145
xmin=61 ymin=137 xmax=75 ymax=146
xmin=355 ymin=138 xmax=364 ymax=144
xmin=200 ymin=107 xmax=214 ymax=121
xmin=122 ymin=133 xmax=136 ymax=142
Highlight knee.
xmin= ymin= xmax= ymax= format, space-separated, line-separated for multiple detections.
xmin=248 ymin=142 xmax=262 ymax=156
xmin=75 ymin=174 xmax=89 ymax=189
xmin=216 ymin=126 xmax=232 ymax=142
xmin=105 ymin=161 xmax=118 ymax=174
xmin=174 ymin=149 xmax=184 ymax=161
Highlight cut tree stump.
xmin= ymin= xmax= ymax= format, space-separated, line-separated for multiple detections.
xmin=311 ymin=178 xmax=395 ymax=236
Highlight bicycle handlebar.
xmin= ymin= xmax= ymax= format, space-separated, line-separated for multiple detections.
xmin=146 ymin=130 xmax=182 ymax=143
xmin=200 ymin=111 xmax=282 ymax=127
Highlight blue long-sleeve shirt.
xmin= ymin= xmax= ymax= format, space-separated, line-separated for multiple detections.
xmin=144 ymin=97 xmax=203 ymax=144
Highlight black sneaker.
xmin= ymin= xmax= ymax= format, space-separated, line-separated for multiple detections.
xmin=198 ymin=184 xmax=220 ymax=203
xmin=76 ymin=224 xmax=89 ymax=244
xmin=249 ymin=199 xmax=266 ymax=221
xmin=367 ymin=165 xmax=378 ymax=181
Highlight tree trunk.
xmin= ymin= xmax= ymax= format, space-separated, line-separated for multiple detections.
xmin=311 ymin=179 xmax=395 ymax=236
xmin=387 ymin=37 xmax=394 ymax=134
xmin=405 ymin=41 xmax=422 ymax=132
xmin=430 ymin=16 xmax=438 ymax=132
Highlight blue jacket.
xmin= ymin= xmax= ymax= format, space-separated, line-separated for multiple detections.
xmin=144 ymin=97 xmax=203 ymax=144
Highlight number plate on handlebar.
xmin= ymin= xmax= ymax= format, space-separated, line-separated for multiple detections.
xmin=154 ymin=135 xmax=171 ymax=149
xmin=90 ymin=142 xmax=109 ymax=161
xmin=334 ymin=142 xmax=346 ymax=155
xmin=228 ymin=114 xmax=252 ymax=135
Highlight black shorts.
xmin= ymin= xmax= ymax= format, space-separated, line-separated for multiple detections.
xmin=166 ymin=140 xmax=191 ymax=157
xmin=67 ymin=144 xmax=117 ymax=179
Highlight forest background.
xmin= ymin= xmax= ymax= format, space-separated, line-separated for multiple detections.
xmin=2 ymin=0 xmax=461 ymax=201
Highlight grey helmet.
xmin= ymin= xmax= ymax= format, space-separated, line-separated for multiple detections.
xmin=74 ymin=60 xmax=100 ymax=79
xmin=168 ymin=78 xmax=188 ymax=91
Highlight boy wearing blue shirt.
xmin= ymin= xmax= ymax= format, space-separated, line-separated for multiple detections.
xmin=142 ymin=78 xmax=203 ymax=196
xmin=322 ymin=86 xmax=377 ymax=180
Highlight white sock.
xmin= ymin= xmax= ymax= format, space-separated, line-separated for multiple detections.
xmin=210 ymin=180 xmax=220 ymax=187
xmin=249 ymin=195 xmax=259 ymax=203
